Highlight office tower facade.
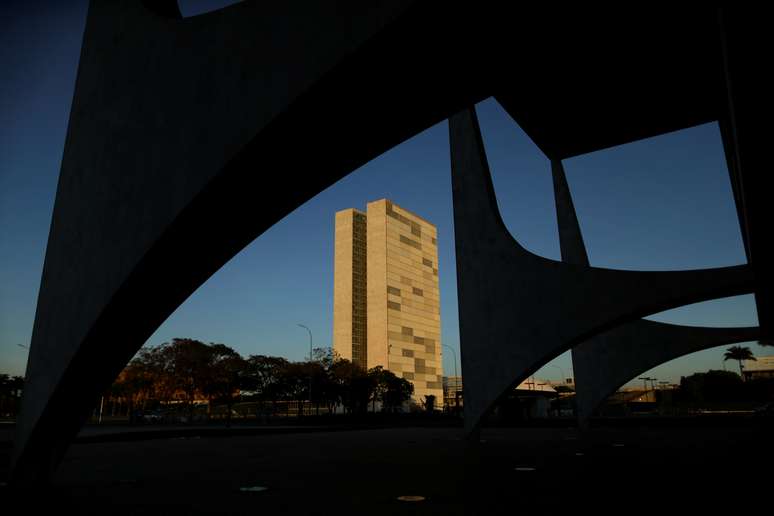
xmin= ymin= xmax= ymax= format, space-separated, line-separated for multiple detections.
xmin=332 ymin=208 xmax=368 ymax=366
xmin=333 ymin=199 xmax=443 ymax=403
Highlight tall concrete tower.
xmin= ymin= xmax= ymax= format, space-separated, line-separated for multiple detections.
xmin=333 ymin=199 xmax=443 ymax=402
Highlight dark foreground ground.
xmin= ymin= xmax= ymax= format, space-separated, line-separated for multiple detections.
xmin=2 ymin=417 xmax=772 ymax=514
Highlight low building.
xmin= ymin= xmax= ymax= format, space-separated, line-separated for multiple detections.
xmin=442 ymin=375 xmax=463 ymax=411
xmin=742 ymin=356 xmax=774 ymax=381
xmin=515 ymin=379 xmax=556 ymax=418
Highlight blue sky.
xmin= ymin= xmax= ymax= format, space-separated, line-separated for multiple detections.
xmin=0 ymin=1 xmax=764 ymax=387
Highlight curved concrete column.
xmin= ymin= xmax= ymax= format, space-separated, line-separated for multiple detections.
xmin=550 ymin=160 xmax=759 ymax=427
xmin=448 ymin=107 xmax=755 ymax=433
xmin=12 ymin=0 xmax=503 ymax=483
xmin=718 ymin=8 xmax=774 ymax=337
xmin=573 ymin=321 xmax=759 ymax=424
xmin=13 ymin=3 xmax=764 ymax=482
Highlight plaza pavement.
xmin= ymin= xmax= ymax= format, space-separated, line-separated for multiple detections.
xmin=1 ymin=418 xmax=771 ymax=514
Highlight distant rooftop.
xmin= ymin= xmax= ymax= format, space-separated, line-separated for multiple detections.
xmin=375 ymin=198 xmax=436 ymax=228
xmin=743 ymin=356 xmax=774 ymax=372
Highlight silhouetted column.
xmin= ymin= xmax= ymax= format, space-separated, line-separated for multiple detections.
xmin=550 ymin=160 xmax=760 ymax=429
xmin=449 ymin=106 xmax=753 ymax=433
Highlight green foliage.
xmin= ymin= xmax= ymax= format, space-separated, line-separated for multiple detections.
xmin=0 ymin=374 xmax=25 ymax=417
xmin=723 ymin=345 xmax=756 ymax=378
xmin=329 ymin=359 xmax=372 ymax=413
xmin=677 ymin=370 xmax=744 ymax=402
xmin=677 ymin=369 xmax=774 ymax=405
xmin=365 ymin=366 xmax=414 ymax=412
xmin=0 ymin=374 xmax=24 ymax=395
xmin=119 ymin=339 xmax=245 ymax=414
xmin=201 ymin=343 xmax=247 ymax=410
xmin=724 ymin=345 xmax=756 ymax=363
xmin=381 ymin=370 xmax=414 ymax=411
xmin=311 ymin=347 xmax=338 ymax=368
xmin=242 ymin=355 xmax=290 ymax=401
xmin=100 ymin=343 xmax=420 ymax=419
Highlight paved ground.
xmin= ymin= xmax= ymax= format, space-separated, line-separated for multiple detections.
xmin=0 ymin=421 xmax=337 ymax=444
xmin=2 ymin=418 xmax=772 ymax=514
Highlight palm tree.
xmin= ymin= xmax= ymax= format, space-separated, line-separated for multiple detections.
xmin=723 ymin=345 xmax=756 ymax=380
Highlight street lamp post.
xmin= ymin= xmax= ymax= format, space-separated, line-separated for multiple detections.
xmin=638 ymin=376 xmax=657 ymax=402
xmin=298 ymin=324 xmax=313 ymax=416
xmin=550 ymin=364 xmax=566 ymax=385
xmin=639 ymin=377 xmax=648 ymax=392
xmin=442 ymin=344 xmax=458 ymax=412
xmin=549 ymin=365 xmax=566 ymax=417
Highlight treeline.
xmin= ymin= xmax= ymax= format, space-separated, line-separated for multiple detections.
xmin=0 ymin=374 xmax=24 ymax=418
xmin=674 ymin=370 xmax=774 ymax=403
xmin=106 ymin=338 xmax=415 ymax=419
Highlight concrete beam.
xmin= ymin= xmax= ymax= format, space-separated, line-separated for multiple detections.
xmin=13 ymin=3 xmax=767 ymax=483
xmin=573 ymin=321 xmax=759 ymax=424
xmin=448 ymin=107 xmax=754 ymax=433
xmin=717 ymin=8 xmax=773 ymax=337
xmin=551 ymin=159 xmax=759 ymax=428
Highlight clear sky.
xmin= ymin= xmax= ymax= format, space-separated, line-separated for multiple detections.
xmin=0 ymin=1 xmax=765 ymax=388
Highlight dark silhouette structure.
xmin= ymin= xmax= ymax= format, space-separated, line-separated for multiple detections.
xmin=449 ymin=108 xmax=753 ymax=433
xmin=572 ymin=322 xmax=760 ymax=426
xmin=551 ymin=160 xmax=761 ymax=428
xmin=12 ymin=3 xmax=769 ymax=481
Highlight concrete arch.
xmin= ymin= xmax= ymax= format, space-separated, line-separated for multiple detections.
xmin=573 ymin=321 xmax=759 ymax=425
xmin=448 ymin=106 xmax=754 ymax=434
xmin=12 ymin=0 xmax=497 ymax=482
xmin=12 ymin=4 xmax=766 ymax=483
xmin=549 ymin=159 xmax=762 ymax=427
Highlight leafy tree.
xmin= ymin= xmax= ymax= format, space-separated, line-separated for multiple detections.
xmin=423 ymin=394 xmax=437 ymax=413
xmin=148 ymin=338 xmax=211 ymax=419
xmin=327 ymin=358 xmax=356 ymax=412
xmin=280 ymin=361 xmax=315 ymax=416
xmin=243 ymin=355 xmax=291 ymax=414
xmin=0 ymin=374 xmax=24 ymax=417
xmin=314 ymin=349 xmax=344 ymax=413
xmin=308 ymin=361 xmax=332 ymax=415
xmin=113 ymin=358 xmax=157 ymax=417
xmin=677 ymin=370 xmax=744 ymax=403
xmin=368 ymin=366 xmax=389 ymax=412
xmin=329 ymin=359 xmax=372 ymax=414
xmin=130 ymin=344 xmax=178 ymax=407
xmin=107 ymin=341 xmax=423 ymax=422
xmin=724 ymin=345 xmax=756 ymax=379
xmin=311 ymin=347 xmax=338 ymax=368
xmin=201 ymin=343 xmax=247 ymax=425
xmin=381 ymin=370 xmax=414 ymax=412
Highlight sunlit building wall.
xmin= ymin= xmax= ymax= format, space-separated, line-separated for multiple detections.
xmin=742 ymin=356 xmax=774 ymax=380
xmin=443 ymin=375 xmax=464 ymax=409
xmin=332 ymin=208 xmax=367 ymax=366
xmin=333 ymin=199 xmax=443 ymax=402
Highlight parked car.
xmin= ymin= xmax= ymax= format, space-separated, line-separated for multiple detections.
xmin=141 ymin=410 xmax=164 ymax=423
